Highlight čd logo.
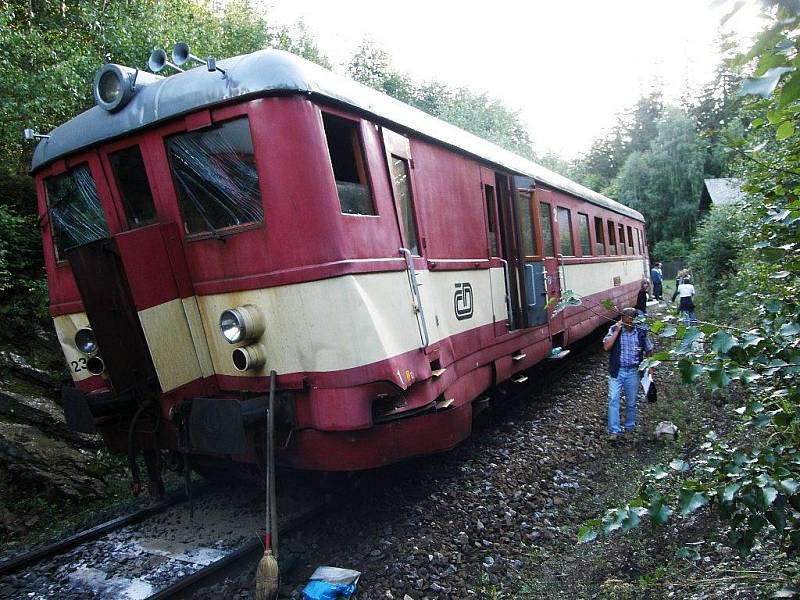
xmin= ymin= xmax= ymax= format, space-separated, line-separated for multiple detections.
xmin=454 ymin=282 xmax=474 ymax=320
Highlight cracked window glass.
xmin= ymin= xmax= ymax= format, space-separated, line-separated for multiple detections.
xmin=45 ymin=165 xmax=109 ymax=261
xmin=166 ymin=117 xmax=263 ymax=236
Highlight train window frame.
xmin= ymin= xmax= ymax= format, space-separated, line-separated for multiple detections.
xmin=577 ymin=212 xmax=591 ymax=256
xmin=539 ymin=201 xmax=555 ymax=257
xmin=516 ymin=189 xmax=539 ymax=259
xmin=556 ymin=206 xmax=574 ymax=257
xmin=485 ymin=184 xmax=500 ymax=258
xmin=618 ymin=223 xmax=626 ymax=255
xmin=627 ymin=225 xmax=635 ymax=254
xmin=607 ymin=220 xmax=617 ymax=255
xmin=165 ymin=116 xmax=264 ymax=240
xmin=106 ymin=144 xmax=158 ymax=230
xmin=43 ymin=161 xmax=111 ymax=264
xmin=321 ymin=111 xmax=376 ymax=217
xmin=635 ymin=228 xmax=642 ymax=255
xmin=388 ymin=153 xmax=420 ymax=255
xmin=594 ymin=216 xmax=606 ymax=255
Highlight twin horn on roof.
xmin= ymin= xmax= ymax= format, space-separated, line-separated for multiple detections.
xmin=148 ymin=42 xmax=225 ymax=77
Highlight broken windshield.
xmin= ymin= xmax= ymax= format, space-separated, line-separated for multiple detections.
xmin=166 ymin=117 xmax=263 ymax=237
xmin=45 ymin=165 xmax=109 ymax=261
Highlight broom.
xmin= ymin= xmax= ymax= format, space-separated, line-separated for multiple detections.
xmin=255 ymin=370 xmax=279 ymax=600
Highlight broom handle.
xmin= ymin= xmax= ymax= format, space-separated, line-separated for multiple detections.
xmin=268 ymin=370 xmax=278 ymax=558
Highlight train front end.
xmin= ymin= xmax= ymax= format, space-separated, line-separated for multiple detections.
xmin=33 ymin=50 xmax=473 ymax=492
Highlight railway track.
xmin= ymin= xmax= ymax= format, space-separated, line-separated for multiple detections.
xmin=0 ymin=479 xmax=325 ymax=600
xmin=0 ymin=327 xmax=609 ymax=600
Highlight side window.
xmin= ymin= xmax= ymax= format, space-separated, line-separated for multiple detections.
xmin=539 ymin=202 xmax=555 ymax=256
xmin=618 ymin=224 xmax=626 ymax=254
xmin=388 ymin=155 xmax=419 ymax=255
xmin=578 ymin=213 xmax=591 ymax=255
xmin=557 ymin=206 xmax=574 ymax=256
xmin=166 ymin=117 xmax=263 ymax=237
xmin=485 ymin=185 xmax=498 ymax=257
xmin=594 ymin=216 xmax=605 ymax=255
xmin=635 ymin=229 xmax=642 ymax=255
xmin=45 ymin=164 xmax=109 ymax=262
xmin=109 ymin=145 xmax=157 ymax=229
xmin=607 ymin=221 xmax=617 ymax=255
xmin=627 ymin=225 xmax=635 ymax=254
xmin=516 ymin=191 xmax=536 ymax=257
xmin=321 ymin=112 xmax=375 ymax=215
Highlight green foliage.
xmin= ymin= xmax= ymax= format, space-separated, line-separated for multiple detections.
xmin=652 ymin=238 xmax=690 ymax=261
xmin=617 ymin=109 xmax=705 ymax=246
xmin=579 ymin=1 xmax=800 ymax=556
xmin=688 ymin=204 xmax=748 ymax=321
xmin=0 ymin=173 xmax=48 ymax=344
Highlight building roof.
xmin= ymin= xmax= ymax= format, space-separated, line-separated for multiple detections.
xmin=699 ymin=178 xmax=747 ymax=212
xmin=32 ymin=49 xmax=643 ymax=221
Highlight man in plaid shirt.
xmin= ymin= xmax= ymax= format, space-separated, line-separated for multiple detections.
xmin=603 ymin=307 xmax=654 ymax=439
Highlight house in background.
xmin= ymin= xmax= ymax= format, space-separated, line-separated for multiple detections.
xmin=699 ymin=178 xmax=747 ymax=215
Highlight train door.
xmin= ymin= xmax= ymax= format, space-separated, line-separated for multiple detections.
xmin=535 ymin=190 xmax=565 ymax=339
xmin=488 ymin=171 xmax=525 ymax=330
xmin=382 ymin=127 xmax=431 ymax=348
xmin=65 ymin=144 xmax=211 ymax=397
xmin=511 ymin=176 xmax=548 ymax=328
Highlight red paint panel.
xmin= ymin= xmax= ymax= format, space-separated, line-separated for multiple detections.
xmin=277 ymin=402 xmax=473 ymax=471
xmin=115 ymin=224 xmax=182 ymax=311
xmin=410 ymin=140 xmax=488 ymax=259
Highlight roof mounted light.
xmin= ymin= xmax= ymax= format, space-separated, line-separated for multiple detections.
xmin=93 ymin=64 xmax=137 ymax=112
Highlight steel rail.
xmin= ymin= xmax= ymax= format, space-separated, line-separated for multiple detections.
xmin=144 ymin=503 xmax=328 ymax=600
xmin=0 ymin=491 xmax=185 ymax=577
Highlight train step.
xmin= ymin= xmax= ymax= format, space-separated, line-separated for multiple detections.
xmin=549 ymin=349 xmax=570 ymax=360
xmin=512 ymin=352 xmax=526 ymax=362
xmin=435 ymin=397 xmax=454 ymax=410
xmin=511 ymin=374 xmax=528 ymax=384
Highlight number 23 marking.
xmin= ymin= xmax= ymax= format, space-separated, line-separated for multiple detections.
xmin=71 ymin=357 xmax=87 ymax=373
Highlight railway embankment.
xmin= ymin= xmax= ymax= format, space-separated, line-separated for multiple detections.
xmin=195 ymin=307 xmax=796 ymax=599
xmin=0 ymin=350 xmax=152 ymax=555
xmin=1 ymin=307 xmax=796 ymax=598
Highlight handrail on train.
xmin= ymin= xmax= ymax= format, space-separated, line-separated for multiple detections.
xmin=399 ymin=248 xmax=430 ymax=348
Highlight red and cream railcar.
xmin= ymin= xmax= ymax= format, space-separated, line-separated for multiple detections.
xmin=31 ymin=49 xmax=647 ymax=480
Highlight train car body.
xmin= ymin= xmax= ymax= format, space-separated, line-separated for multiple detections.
xmin=31 ymin=50 xmax=647 ymax=477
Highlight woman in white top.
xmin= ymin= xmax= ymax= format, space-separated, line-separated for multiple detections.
xmin=676 ymin=277 xmax=696 ymax=325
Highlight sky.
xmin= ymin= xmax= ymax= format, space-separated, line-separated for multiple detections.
xmin=261 ymin=0 xmax=765 ymax=161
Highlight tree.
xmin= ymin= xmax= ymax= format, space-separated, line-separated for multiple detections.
xmin=617 ymin=108 xmax=705 ymax=247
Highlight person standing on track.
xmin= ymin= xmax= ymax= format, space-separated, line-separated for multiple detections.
xmin=603 ymin=307 xmax=654 ymax=441
xmin=650 ymin=262 xmax=663 ymax=300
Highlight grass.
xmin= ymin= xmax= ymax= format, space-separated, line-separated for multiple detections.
xmin=514 ymin=304 xmax=794 ymax=599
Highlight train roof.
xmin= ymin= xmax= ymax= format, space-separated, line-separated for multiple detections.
xmin=32 ymin=49 xmax=643 ymax=221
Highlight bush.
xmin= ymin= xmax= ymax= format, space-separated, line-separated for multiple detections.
xmin=652 ymin=238 xmax=690 ymax=261
xmin=688 ymin=204 xmax=747 ymax=321
xmin=0 ymin=173 xmax=49 ymax=346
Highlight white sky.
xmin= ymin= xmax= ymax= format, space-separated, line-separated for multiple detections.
xmin=262 ymin=0 xmax=765 ymax=160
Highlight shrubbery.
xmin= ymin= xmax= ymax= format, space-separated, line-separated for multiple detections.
xmin=0 ymin=174 xmax=49 ymax=346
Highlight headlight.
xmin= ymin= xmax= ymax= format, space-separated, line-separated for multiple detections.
xmin=93 ymin=64 xmax=135 ymax=112
xmin=74 ymin=328 xmax=98 ymax=355
xmin=219 ymin=305 xmax=265 ymax=344
xmin=232 ymin=344 xmax=266 ymax=371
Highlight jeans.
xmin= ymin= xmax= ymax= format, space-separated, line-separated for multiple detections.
xmin=681 ymin=310 xmax=697 ymax=326
xmin=608 ymin=366 xmax=640 ymax=434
